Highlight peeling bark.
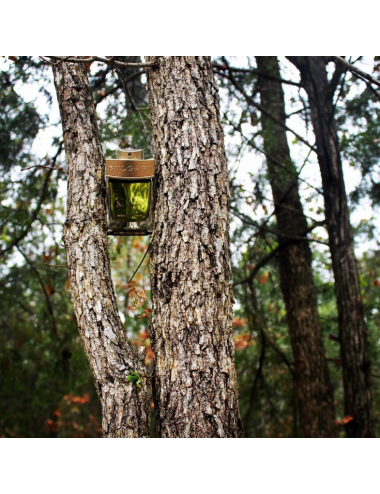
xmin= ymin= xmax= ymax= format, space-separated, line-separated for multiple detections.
xmin=53 ymin=61 xmax=150 ymax=438
xmin=288 ymin=56 xmax=374 ymax=437
xmin=256 ymin=56 xmax=336 ymax=437
xmin=146 ymin=56 xmax=242 ymax=438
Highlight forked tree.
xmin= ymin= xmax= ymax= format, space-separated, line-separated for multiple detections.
xmin=53 ymin=56 xmax=242 ymax=438
xmin=288 ymin=56 xmax=374 ymax=437
xmin=255 ymin=56 xmax=336 ymax=437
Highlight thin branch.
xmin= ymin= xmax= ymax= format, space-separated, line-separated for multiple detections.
xmin=128 ymin=241 xmax=151 ymax=284
xmin=116 ymin=69 xmax=152 ymax=155
xmin=243 ymin=281 xmax=267 ymax=432
xmin=244 ymin=333 xmax=266 ymax=429
xmin=248 ymin=280 xmax=294 ymax=376
xmin=40 ymin=55 xmax=73 ymax=66
xmin=326 ymin=66 xmax=346 ymax=100
xmin=285 ymin=107 xmax=309 ymax=119
xmin=44 ymin=56 xmax=155 ymax=69
xmin=333 ymin=56 xmax=380 ymax=89
xmin=0 ymin=143 xmax=63 ymax=257
xmin=254 ymin=191 xmax=320 ymax=224
xmin=22 ymin=163 xmax=65 ymax=173
xmin=233 ymin=221 xmax=326 ymax=287
xmin=213 ymin=62 xmax=301 ymax=87
xmin=261 ymin=326 xmax=295 ymax=375
xmin=232 ymin=210 xmax=328 ymax=246
xmin=219 ymin=57 xmax=317 ymax=152
xmin=95 ymin=70 xmax=144 ymax=106
xmin=244 ymin=147 xmax=314 ymax=233
xmin=17 ymin=246 xmax=58 ymax=337
xmin=225 ymin=115 xmax=322 ymax=196
xmin=330 ymin=57 xmax=380 ymax=102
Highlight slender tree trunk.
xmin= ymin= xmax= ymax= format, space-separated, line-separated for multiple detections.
xmin=255 ymin=56 xmax=336 ymax=437
xmin=288 ymin=56 xmax=374 ymax=437
xmin=53 ymin=60 xmax=150 ymax=438
xmin=146 ymin=56 xmax=242 ymax=437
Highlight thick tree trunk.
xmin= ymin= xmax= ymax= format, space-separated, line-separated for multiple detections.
xmin=146 ymin=56 xmax=242 ymax=437
xmin=288 ymin=56 xmax=374 ymax=437
xmin=255 ymin=56 xmax=336 ymax=437
xmin=53 ymin=61 xmax=150 ymax=438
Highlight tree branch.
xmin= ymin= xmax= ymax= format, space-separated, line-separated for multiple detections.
xmin=333 ymin=56 xmax=380 ymax=89
xmin=248 ymin=280 xmax=294 ymax=376
xmin=233 ymin=221 xmax=326 ymax=287
xmin=226 ymin=117 xmax=322 ymax=195
xmin=115 ymin=69 xmax=152 ymax=154
xmin=219 ymin=57 xmax=317 ymax=152
xmin=213 ymin=62 xmax=301 ymax=87
xmin=17 ymin=246 xmax=57 ymax=337
xmin=0 ymin=143 xmax=63 ymax=257
xmin=44 ymin=56 xmax=155 ymax=69
xmin=232 ymin=210 xmax=328 ymax=246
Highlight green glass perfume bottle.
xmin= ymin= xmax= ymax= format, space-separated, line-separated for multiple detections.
xmin=109 ymin=180 xmax=151 ymax=222
xmin=105 ymin=147 xmax=155 ymax=236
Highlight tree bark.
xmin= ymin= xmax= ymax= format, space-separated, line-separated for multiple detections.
xmin=146 ymin=56 xmax=242 ymax=437
xmin=53 ymin=60 xmax=150 ymax=438
xmin=255 ymin=56 xmax=336 ymax=437
xmin=288 ymin=56 xmax=374 ymax=437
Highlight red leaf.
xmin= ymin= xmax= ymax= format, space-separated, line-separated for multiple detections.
xmin=342 ymin=415 xmax=354 ymax=425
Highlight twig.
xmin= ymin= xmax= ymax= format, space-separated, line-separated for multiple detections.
xmin=95 ymin=70 xmax=144 ymax=106
xmin=245 ymin=337 xmax=266 ymax=430
xmin=40 ymin=55 xmax=73 ymax=66
xmin=333 ymin=56 xmax=380 ymax=89
xmin=226 ymin=116 xmax=322 ymax=195
xmin=232 ymin=210 xmax=328 ymax=246
xmin=0 ymin=142 xmax=63 ymax=257
xmin=213 ymin=62 xmax=301 ymax=87
xmin=219 ymin=57 xmax=317 ymax=152
xmin=45 ymin=263 xmax=68 ymax=268
xmin=248 ymin=280 xmax=294 ymax=376
xmin=247 ymin=147 xmax=314 ymax=232
xmin=116 ymin=69 xmax=152 ymax=155
xmin=128 ymin=241 xmax=151 ymax=284
xmin=44 ymin=56 xmax=155 ymax=69
xmin=261 ymin=327 xmax=294 ymax=375
xmin=23 ymin=164 xmax=65 ymax=173
xmin=17 ymin=246 xmax=58 ymax=337
xmin=234 ymin=221 xmax=326 ymax=287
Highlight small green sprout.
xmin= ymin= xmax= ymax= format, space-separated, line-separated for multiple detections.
xmin=127 ymin=370 xmax=142 ymax=388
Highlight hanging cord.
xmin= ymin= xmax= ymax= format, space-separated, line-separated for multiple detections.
xmin=128 ymin=240 xmax=151 ymax=284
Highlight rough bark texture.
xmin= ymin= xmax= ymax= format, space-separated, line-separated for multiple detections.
xmin=288 ymin=56 xmax=374 ymax=437
xmin=256 ymin=56 xmax=336 ymax=437
xmin=146 ymin=56 xmax=242 ymax=437
xmin=53 ymin=61 xmax=150 ymax=438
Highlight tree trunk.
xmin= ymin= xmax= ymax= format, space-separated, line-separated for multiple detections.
xmin=288 ymin=56 xmax=374 ymax=437
xmin=255 ymin=56 xmax=336 ymax=437
xmin=53 ymin=60 xmax=150 ymax=438
xmin=146 ymin=56 xmax=242 ymax=437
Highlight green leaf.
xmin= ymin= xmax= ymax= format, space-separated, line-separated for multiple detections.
xmin=127 ymin=370 xmax=142 ymax=387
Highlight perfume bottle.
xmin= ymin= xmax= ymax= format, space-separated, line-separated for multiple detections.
xmin=105 ymin=147 xmax=155 ymax=236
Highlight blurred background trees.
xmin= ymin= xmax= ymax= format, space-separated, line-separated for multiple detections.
xmin=0 ymin=56 xmax=379 ymax=437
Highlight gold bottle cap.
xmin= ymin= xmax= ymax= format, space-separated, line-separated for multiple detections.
xmin=106 ymin=148 xmax=154 ymax=179
xmin=117 ymin=148 xmax=144 ymax=160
